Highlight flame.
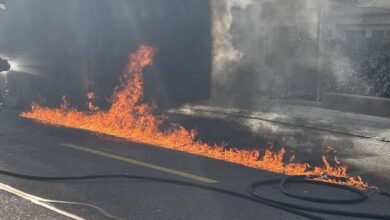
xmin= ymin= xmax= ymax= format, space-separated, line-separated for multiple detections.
xmin=20 ymin=45 xmax=367 ymax=189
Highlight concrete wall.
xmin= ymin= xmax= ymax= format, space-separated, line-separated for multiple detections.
xmin=323 ymin=92 xmax=390 ymax=118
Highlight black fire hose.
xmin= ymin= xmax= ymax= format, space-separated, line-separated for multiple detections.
xmin=250 ymin=175 xmax=390 ymax=219
xmin=279 ymin=175 xmax=367 ymax=204
xmin=0 ymin=170 xmax=390 ymax=220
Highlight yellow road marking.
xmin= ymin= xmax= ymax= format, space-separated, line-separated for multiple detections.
xmin=61 ymin=143 xmax=218 ymax=184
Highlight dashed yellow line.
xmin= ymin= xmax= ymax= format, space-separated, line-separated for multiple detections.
xmin=61 ymin=143 xmax=218 ymax=184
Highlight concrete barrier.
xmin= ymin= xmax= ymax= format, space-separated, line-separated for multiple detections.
xmin=322 ymin=92 xmax=390 ymax=118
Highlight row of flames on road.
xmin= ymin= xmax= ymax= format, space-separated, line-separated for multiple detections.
xmin=20 ymin=45 xmax=367 ymax=189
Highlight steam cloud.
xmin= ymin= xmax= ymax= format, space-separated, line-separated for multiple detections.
xmin=210 ymin=0 xmax=245 ymax=102
xmin=210 ymin=0 xmax=320 ymax=106
xmin=210 ymin=0 xmax=388 ymax=104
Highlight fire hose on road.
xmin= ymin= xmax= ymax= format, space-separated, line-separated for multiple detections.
xmin=0 ymin=170 xmax=389 ymax=220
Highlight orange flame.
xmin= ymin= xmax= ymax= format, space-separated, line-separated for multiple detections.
xmin=20 ymin=45 xmax=367 ymax=189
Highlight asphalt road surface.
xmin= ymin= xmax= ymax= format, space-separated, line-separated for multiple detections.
xmin=0 ymin=110 xmax=390 ymax=220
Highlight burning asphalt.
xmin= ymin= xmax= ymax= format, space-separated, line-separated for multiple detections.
xmin=20 ymin=45 xmax=368 ymax=189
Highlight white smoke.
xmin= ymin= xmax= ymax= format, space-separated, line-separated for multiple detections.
xmin=210 ymin=0 xmax=254 ymax=102
xmin=210 ymin=0 xmax=320 ymax=106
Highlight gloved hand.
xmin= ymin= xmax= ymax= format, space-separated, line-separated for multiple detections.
xmin=0 ymin=58 xmax=10 ymax=72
